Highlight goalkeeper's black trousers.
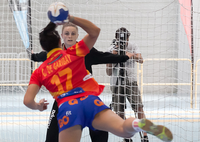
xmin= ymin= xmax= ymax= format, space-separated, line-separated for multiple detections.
xmin=45 ymin=100 xmax=108 ymax=142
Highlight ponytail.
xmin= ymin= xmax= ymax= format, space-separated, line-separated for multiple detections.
xmin=43 ymin=22 xmax=57 ymax=35
xmin=39 ymin=22 xmax=60 ymax=52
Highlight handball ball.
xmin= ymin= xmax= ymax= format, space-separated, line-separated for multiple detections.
xmin=47 ymin=2 xmax=69 ymax=24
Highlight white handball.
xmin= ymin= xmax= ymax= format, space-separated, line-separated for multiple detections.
xmin=47 ymin=2 xmax=69 ymax=24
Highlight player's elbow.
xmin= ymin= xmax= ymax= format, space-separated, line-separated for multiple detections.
xmin=96 ymin=27 xmax=101 ymax=34
xmin=95 ymin=27 xmax=101 ymax=38
xmin=23 ymin=98 xmax=29 ymax=107
xmin=23 ymin=95 xmax=32 ymax=108
xmin=91 ymin=27 xmax=101 ymax=38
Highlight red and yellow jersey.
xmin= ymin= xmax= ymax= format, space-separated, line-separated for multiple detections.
xmin=29 ymin=40 xmax=104 ymax=106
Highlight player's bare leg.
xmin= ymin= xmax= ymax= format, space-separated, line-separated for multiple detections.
xmin=59 ymin=125 xmax=82 ymax=142
xmin=92 ymin=109 xmax=173 ymax=142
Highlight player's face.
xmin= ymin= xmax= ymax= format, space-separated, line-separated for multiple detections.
xmin=61 ymin=26 xmax=79 ymax=48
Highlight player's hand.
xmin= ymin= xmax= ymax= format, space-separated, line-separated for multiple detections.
xmin=126 ymin=52 xmax=135 ymax=59
xmin=112 ymin=50 xmax=118 ymax=55
xmin=37 ymin=98 xmax=49 ymax=111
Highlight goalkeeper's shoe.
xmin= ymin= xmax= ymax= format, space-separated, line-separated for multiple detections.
xmin=138 ymin=119 xmax=173 ymax=142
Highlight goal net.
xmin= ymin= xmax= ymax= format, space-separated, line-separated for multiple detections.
xmin=0 ymin=0 xmax=200 ymax=142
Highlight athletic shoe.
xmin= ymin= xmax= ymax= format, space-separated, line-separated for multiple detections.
xmin=138 ymin=119 xmax=173 ymax=142
xmin=123 ymin=138 xmax=133 ymax=142
xmin=141 ymin=135 xmax=149 ymax=142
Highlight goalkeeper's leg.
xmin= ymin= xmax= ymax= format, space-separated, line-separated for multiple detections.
xmin=89 ymin=129 xmax=108 ymax=142
xmin=45 ymin=100 xmax=59 ymax=142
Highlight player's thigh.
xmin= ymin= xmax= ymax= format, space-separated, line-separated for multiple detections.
xmin=59 ymin=125 xmax=82 ymax=142
xmin=92 ymin=109 xmax=125 ymax=136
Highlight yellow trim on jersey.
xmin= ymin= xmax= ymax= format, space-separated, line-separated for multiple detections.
xmin=47 ymin=48 xmax=62 ymax=58
xmin=76 ymin=43 xmax=79 ymax=55
xmin=50 ymin=90 xmax=66 ymax=97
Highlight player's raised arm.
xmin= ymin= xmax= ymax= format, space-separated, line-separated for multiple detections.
xmin=68 ymin=15 xmax=100 ymax=50
xmin=48 ymin=2 xmax=100 ymax=51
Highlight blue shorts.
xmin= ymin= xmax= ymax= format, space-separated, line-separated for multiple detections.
xmin=57 ymin=95 xmax=109 ymax=133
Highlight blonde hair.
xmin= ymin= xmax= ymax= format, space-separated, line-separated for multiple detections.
xmin=62 ymin=22 xmax=78 ymax=33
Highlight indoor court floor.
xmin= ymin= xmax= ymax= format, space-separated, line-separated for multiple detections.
xmin=0 ymin=91 xmax=199 ymax=142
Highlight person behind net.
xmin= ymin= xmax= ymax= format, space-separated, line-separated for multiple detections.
xmin=23 ymin=15 xmax=173 ymax=142
xmin=30 ymin=22 xmax=135 ymax=142
xmin=106 ymin=27 xmax=149 ymax=142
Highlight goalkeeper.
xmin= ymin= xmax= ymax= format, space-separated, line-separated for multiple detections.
xmin=106 ymin=27 xmax=149 ymax=142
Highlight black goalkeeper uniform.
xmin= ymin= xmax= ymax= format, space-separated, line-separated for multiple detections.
xmin=31 ymin=47 xmax=129 ymax=142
